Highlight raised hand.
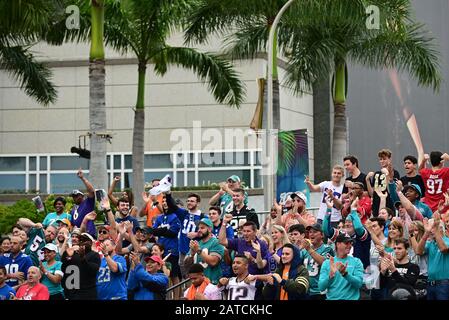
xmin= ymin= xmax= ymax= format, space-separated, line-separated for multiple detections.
xmin=381 ymin=168 xmax=389 ymax=177
xmin=77 ymin=168 xmax=84 ymax=179
xmin=329 ymin=257 xmax=337 ymax=278
xmin=114 ymin=176 xmax=121 ymax=182
xmin=374 ymin=185 xmax=387 ymax=198
xmin=395 ymin=180 xmax=403 ymax=193
xmin=350 ymin=197 xmax=359 ymax=211
xmin=273 ymin=198 xmax=282 ymax=213
xmin=142 ymin=192 xmax=151 ymax=204
xmin=325 ymin=195 xmax=334 ymax=209
xmin=84 ymin=211 xmax=97 ymax=221
xmin=99 ymin=242 xmax=108 ymax=255
xmin=218 ymin=277 xmax=229 ymax=287
xmin=243 ymin=251 xmax=253 ymax=262
xmin=223 ymin=213 xmax=233 ymax=224
xmin=251 ymin=240 xmax=261 ymax=252
xmin=100 ymin=197 xmax=110 ymax=211
xmin=301 ymin=238 xmax=311 ymax=251
xmin=189 ymin=240 xmax=200 ymax=253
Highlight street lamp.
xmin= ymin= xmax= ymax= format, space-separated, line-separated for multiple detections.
xmin=265 ymin=0 xmax=296 ymax=211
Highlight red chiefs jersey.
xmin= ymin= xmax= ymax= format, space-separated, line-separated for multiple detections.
xmin=419 ymin=167 xmax=449 ymax=212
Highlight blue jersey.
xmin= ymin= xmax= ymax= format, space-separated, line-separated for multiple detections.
xmin=42 ymin=212 xmax=72 ymax=228
xmin=318 ymin=255 xmax=364 ymax=300
xmin=176 ymin=209 xmax=202 ymax=255
xmin=0 ymin=252 xmax=33 ymax=287
xmin=153 ymin=213 xmax=181 ymax=256
xmin=212 ymin=223 xmax=234 ymax=239
xmin=128 ymin=264 xmax=169 ymax=300
xmin=70 ymin=197 xmax=96 ymax=236
xmin=302 ymin=244 xmax=334 ymax=295
xmin=0 ymin=284 xmax=16 ymax=300
xmin=97 ymin=255 xmax=127 ymax=300
xmin=268 ymin=247 xmax=283 ymax=273
xmin=425 ymin=236 xmax=449 ymax=281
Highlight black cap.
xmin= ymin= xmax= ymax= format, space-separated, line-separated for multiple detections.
xmin=335 ymin=232 xmax=354 ymax=243
xmin=306 ymin=223 xmax=322 ymax=232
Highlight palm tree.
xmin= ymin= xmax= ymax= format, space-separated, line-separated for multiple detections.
xmin=88 ymin=0 xmax=108 ymax=190
xmin=185 ymin=0 xmax=441 ymax=167
xmin=104 ymin=0 xmax=245 ymax=208
xmin=0 ymin=0 xmax=59 ymax=105
xmin=283 ymin=0 xmax=441 ymax=165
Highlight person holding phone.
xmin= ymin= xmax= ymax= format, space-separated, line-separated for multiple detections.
xmin=70 ymin=169 xmax=96 ymax=237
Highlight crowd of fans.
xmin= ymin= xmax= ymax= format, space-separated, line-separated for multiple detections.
xmin=1 ymin=149 xmax=449 ymax=301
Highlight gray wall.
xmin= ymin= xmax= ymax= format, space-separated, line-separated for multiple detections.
xmin=347 ymin=0 xmax=449 ymax=173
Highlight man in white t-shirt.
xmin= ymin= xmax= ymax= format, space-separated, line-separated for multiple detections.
xmin=305 ymin=165 xmax=344 ymax=228
xmin=183 ymin=264 xmax=221 ymax=300
xmin=217 ymin=255 xmax=256 ymax=300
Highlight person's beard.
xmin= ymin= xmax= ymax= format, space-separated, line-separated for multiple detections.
xmin=199 ymin=230 xmax=209 ymax=240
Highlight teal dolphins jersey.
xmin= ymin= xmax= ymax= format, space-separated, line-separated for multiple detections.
xmin=302 ymin=244 xmax=334 ymax=295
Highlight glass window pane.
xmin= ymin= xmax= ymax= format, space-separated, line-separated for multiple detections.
xmin=114 ymin=155 xmax=121 ymax=170
xmin=188 ymin=172 xmax=195 ymax=186
xmin=124 ymin=155 xmax=132 ymax=169
xmin=29 ymin=157 xmax=36 ymax=171
xmin=0 ymin=157 xmax=26 ymax=171
xmin=176 ymin=172 xmax=185 ymax=187
xmin=106 ymin=155 xmax=111 ymax=170
xmin=124 ymin=172 xmax=132 ymax=189
xmin=40 ymin=157 xmax=47 ymax=170
xmin=50 ymin=173 xmax=90 ymax=194
xmin=29 ymin=174 xmax=36 ymax=191
xmin=255 ymin=152 xmax=261 ymax=165
xmin=0 ymin=174 xmax=25 ymax=192
xmin=144 ymin=154 xmax=172 ymax=169
xmin=51 ymin=156 xmax=89 ymax=171
xmin=254 ymin=169 xmax=262 ymax=188
xmin=198 ymin=170 xmax=251 ymax=187
xmin=199 ymin=152 xmax=249 ymax=167
xmin=39 ymin=174 xmax=47 ymax=193
xmin=144 ymin=172 xmax=172 ymax=185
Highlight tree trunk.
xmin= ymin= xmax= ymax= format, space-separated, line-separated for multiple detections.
xmin=88 ymin=1 xmax=107 ymax=190
xmin=331 ymin=62 xmax=347 ymax=166
xmin=132 ymin=62 xmax=146 ymax=210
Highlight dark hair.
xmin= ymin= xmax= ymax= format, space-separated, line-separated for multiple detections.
xmin=430 ymin=151 xmax=443 ymax=167
xmin=53 ymin=197 xmax=66 ymax=207
xmin=153 ymin=243 xmax=165 ymax=252
xmin=403 ymin=155 xmax=417 ymax=165
xmin=151 ymin=179 xmax=160 ymax=183
xmin=242 ymin=221 xmax=257 ymax=231
xmin=394 ymin=238 xmax=410 ymax=250
xmin=0 ymin=237 xmax=11 ymax=245
xmin=123 ymin=189 xmax=135 ymax=207
xmin=208 ymin=206 xmax=221 ymax=214
xmin=343 ymin=155 xmax=359 ymax=167
xmin=288 ymin=224 xmax=305 ymax=234
xmin=370 ymin=217 xmax=386 ymax=230
xmin=233 ymin=188 xmax=245 ymax=196
xmin=0 ymin=265 xmax=6 ymax=275
xmin=233 ymin=254 xmax=249 ymax=264
xmin=382 ymin=207 xmax=394 ymax=219
xmin=187 ymin=193 xmax=201 ymax=203
xmin=117 ymin=198 xmax=130 ymax=206
xmin=11 ymin=224 xmax=22 ymax=232
xmin=188 ymin=263 xmax=205 ymax=274
xmin=282 ymin=243 xmax=296 ymax=251
xmin=378 ymin=149 xmax=392 ymax=159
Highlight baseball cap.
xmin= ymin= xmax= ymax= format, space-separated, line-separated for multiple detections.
xmin=71 ymin=227 xmax=81 ymax=235
xmin=198 ymin=218 xmax=213 ymax=228
xmin=394 ymin=201 xmax=403 ymax=209
xmin=291 ymin=192 xmax=307 ymax=203
xmin=335 ymin=232 xmax=354 ymax=243
xmin=56 ymin=218 xmax=71 ymax=228
xmin=79 ymin=232 xmax=95 ymax=242
xmin=144 ymin=255 xmax=163 ymax=265
xmin=403 ymin=184 xmax=422 ymax=199
xmin=227 ymin=175 xmax=241 ymax=183
xmin=70 ymin=189 xmax=84 ymax=197
xmin=306 ymin=223 xmax=322 ymax=232
xmin=43 ymin=243 xmax=58 ymax=252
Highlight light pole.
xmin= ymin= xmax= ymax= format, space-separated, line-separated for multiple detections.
xmin=265 ymin=0 xmax=296 ymax=211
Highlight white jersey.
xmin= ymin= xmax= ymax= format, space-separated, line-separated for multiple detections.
xmin=317 ymin=181 xmax=343 ymax=222
xmin=222 ymin=277 xmax=257 ymax=300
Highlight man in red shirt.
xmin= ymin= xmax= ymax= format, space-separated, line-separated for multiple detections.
xmin=419 ymin=151 xmax=449 ymax=212
xmin=341 ymin=182 xmax=372 ymax=224
xmin=13 ymin=266 xmax=49 ymax=300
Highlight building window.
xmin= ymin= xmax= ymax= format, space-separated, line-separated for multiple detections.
xmin=0 ymin=157 xmax=26 ymax=171
xmin=0 ymin=174 xmax=26 ymax=193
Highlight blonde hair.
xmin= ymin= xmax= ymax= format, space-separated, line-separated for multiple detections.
xmin=332 ymin=165 xmax=344 ymax=174
xmin=271 ymin=225 xmax=291 ymax=247
xmin=387 ymin=220 xmax=404 ymax=248
xmin=410 ymin=221 xmax=425 ymax=242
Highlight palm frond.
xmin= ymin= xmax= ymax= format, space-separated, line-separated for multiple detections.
xmin=0 ymin=45 xmax=57 ymax=105
xmin=154 ymin=46 xmax=246 ymax=107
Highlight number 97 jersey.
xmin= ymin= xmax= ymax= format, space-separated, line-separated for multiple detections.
xmin=419 ymin=167 xmax=449 ymax=212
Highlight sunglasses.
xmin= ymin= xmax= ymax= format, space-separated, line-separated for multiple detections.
xmin=98 ymin=230 xmax=109 ymax=235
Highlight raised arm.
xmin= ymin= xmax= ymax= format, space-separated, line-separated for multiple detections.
xmin=418 ymin=154 xmax=429 ymax=171
xmin=209 ymin=182 xmax=226 ymax=205
xmin=304 ymin=176 xmax=321 ymax=192
xmin=77 ymin=168 xmax=94 ymax=198
xmin=365 ymin=172 xmax=375 ymax=197
xmin=218 ymin=214 xmax=233 ymax=247
xmin=108 ymin=176 xmax=120 ymax=207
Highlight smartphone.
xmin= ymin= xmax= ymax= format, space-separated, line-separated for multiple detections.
xmin=95 ymin=189 xmax=108 ymax=210
xmin=32 ymin=196 xmax=45 ymax=213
